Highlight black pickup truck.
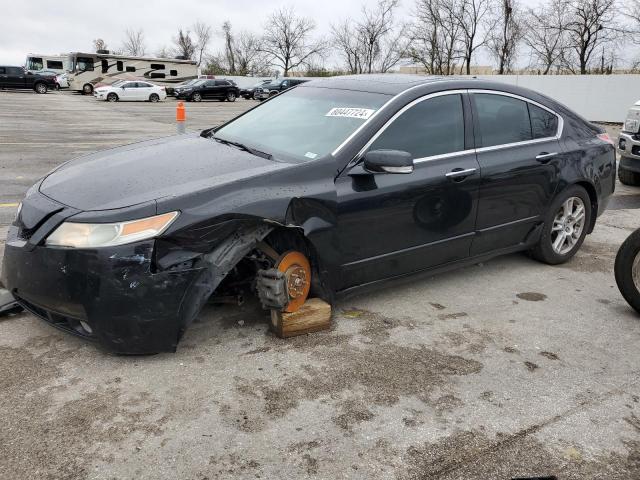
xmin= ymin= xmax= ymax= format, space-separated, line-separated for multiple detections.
xmin=0 ymin=66 xmax=57 ymax=93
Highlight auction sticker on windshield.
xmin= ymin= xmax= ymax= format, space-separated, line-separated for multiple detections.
xmin=325 ymin=107 xmax=376 ymax=119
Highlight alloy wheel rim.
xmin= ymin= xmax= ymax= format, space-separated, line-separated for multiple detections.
xmin=633 ymin=251 xmax=640 ymax=293
xmin=551 ymin=196 xmax=586 ymax=255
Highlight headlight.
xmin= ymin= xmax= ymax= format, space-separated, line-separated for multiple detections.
xmin=45 ymin=211 xmax=179 ymax=248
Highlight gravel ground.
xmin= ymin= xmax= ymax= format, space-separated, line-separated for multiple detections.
xmin=0 ymin=89 xmax=639 ymax=480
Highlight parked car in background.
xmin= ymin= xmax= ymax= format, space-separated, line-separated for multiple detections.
xmin=94 ymin=80 xmax=167 ymax=102
xmin=174 ymin=79 xmax=240 ymax=102
xmin=1 ymin=75 xmax=616 ymax=353
xmin=172 ymin=78 xmax=200 ymax=97
xmin=0 ymin=66 xmax=57 ymax=93
xmin=240 ymin=79 xmax=272 ymax=99
xmin=255 ymin=78 xmax=309 ymax=100
xmin=618 ymin=99 xmax=640 ymax=186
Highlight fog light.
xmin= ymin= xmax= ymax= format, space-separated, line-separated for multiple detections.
xmin=619 ymin=138 xmax=627 ymax=150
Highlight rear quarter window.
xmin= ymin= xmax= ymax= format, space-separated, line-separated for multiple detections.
xmin=529 ymin=103 xmax=559 ymax=139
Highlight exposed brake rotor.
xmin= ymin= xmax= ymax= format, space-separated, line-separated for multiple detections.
xmin=276 ymin=250 xmax=311 ymax=313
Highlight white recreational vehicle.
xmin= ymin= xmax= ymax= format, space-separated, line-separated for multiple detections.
xmin=26 ymin=54 xmax=69 ymax=74
xmin=66 ymin=52 xmax=198 ymax=94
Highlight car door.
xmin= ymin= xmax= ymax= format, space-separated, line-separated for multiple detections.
xmin=137 ymin=82 xmax=153 ymax=100
xmin=202 ymin=80 xmax=217 ymax=99
xmin=119 ymin=82 xmax=137 ymax=101
xmin=335 ymin=91 xmax=481 ymax=289
xmin=0 ymin=67 xmax=8 ymax=88
xmin=469 ymin=91 xmax=563 ymax=255
xmin=7 ymin=67 xmax=26 ymax=88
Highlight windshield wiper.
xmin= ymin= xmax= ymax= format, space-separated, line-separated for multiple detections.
xmin=213 ymin=137 xmax=272 ymax=160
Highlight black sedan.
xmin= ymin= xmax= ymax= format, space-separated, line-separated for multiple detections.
xmin=2 ymin=75 xmax=616 ymax=353
xmin=174 ymin=78 xmax=239 ymax=102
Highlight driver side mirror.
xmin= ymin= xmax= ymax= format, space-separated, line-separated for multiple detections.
xmin=363 ymin=149 xmax=414 ymax=174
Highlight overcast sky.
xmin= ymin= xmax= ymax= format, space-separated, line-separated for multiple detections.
xmin=0 ymin=0 xmax=572 ymax=70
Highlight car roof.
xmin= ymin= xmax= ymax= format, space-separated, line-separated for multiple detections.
xmin=299 ymin=74 xmax=567 ymax=109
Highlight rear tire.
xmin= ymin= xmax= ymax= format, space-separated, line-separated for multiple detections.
xmin=34 ymin=82 xmax=47 ymax=94
xmin=619 ymin=166 xmax=640 ymax=186
xmin=191 ymin=92 xmax=202 ymax=102
xmin=226 ymin=91 xmax=237 ymax=102
xmin=82 ymin=83 xmax=93 ymax=95
xmin=107 ymin=92 xmax=118 ymax=102
xmin=615 ymin=229 xmax=640 ymax=314
xmin=149 ymin=93 xmax=160 ymax=103
xmin=530 ymin=185 xmax=591 ymax=265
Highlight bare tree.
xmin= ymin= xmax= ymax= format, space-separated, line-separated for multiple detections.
xmin=173 ymin=29 xmax=196 ymax=60
xmin=222 ymin=21 xmax=237 ymax=73
xmin=564 ymin=0 xmax=618 ymax=74
xmin=235 ymin=31 xmax=269 ymax=74
xmin=156 ymin=46 xmax=172 ymax=58
xmin=332 ymin=0 xmax=408 ymax=74
xmin=523 ymin=0 xmax=570 ymax=74
xmin=332 ymin=20 xmax=363 ymax=73
xmin=261 ymin=7 xmax=326 ymax=76
xmin=193 ymin=21 xmax=212 ymax=67
xmin=122 ymin=28 xmax=146 ymax=57
xmin=93 ymin=38 xmax=108 ymax=52
xmin=622 ymin=0 xmax=640 ymax=40
xmin=453 ymin=0 xmax=492 ymax=74
xmin=488 ymin=0 xmax=522 ymax=73
xmin=409 ymin=0 xmax=463 ymax=75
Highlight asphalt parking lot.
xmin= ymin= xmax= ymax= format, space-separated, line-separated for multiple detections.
xmin=1 ymin=89 xmax=640 ymax=480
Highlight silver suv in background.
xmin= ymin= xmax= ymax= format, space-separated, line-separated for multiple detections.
xmin=618 ymin=100 xmax=640 ymax=186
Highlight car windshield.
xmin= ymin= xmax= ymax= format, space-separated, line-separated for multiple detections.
xmin=112 ymin=80 xmax=125 ymax=87
xmin=214 ymin=86 xmax=389 ymax=163
xmin=192 ymin=79 xmax=206 ymax=86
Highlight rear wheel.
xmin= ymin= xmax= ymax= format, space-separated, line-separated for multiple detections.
xmin=530 ymin=185 xmax=591 ymax=264
xmin=191 ymin=92 xmax=202 ymax=102
xmin=615 ymin=229 xmax=640 ymax=314
xmin=619 ymin=166 xmax=640 ymax=186
xmin=226 ymin=91 xmax=237 ymax=102
xmin=82 ymin=83 xmax=93 ymax=95
xmin=34 ymin=82 xmax=47 ymax=94
xmin=107 ymin=92 xmax=118 ymax=102
xmin=149 ymin=93 xmax=160 ymax=103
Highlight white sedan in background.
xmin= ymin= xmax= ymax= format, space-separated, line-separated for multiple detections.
xmin=94 ymin=80 xmax=167 ymax=102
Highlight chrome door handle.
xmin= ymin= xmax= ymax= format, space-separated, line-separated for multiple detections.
xmin=445 ymin=168 xmax=477 ymax=179
xmin=536 ymin=152 xmax=558 ymax=162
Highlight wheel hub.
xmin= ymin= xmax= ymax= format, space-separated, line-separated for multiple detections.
xmin=276 ymin=251 xmax=311 ymax=313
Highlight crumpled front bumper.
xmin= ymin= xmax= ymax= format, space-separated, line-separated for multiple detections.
xmin=2 ymin=226 xmax=205 ymax=354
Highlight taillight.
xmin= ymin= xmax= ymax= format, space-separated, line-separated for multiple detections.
xmin=597 ymin=133 xmax=614 ymax=145
xmin=160 ymin=87 xmax=166 ymax=90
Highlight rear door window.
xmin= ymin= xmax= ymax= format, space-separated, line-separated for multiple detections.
xmin=369 ymin=94 xmax=465 ymax=159
xmin=529 ymin=103 xmax=559 ymax=139
xmin=472 ymin=94 xmax=532 ymax=147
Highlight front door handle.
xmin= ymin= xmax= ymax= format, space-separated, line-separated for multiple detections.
xmin=445 ymin=167 xmax=477 ymax=181
xmin=536 ymin=152 xmax=558 ymax=163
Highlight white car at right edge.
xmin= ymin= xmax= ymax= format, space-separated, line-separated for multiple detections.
xmin=94 ymin=80 xmax=167 ymax=103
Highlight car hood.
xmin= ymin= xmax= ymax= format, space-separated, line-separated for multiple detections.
xmin=39 ymin=133 xmax=290 ymax=211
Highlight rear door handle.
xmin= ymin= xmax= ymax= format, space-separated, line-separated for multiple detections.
xmin=536 ymin=152 xmax=558 ymax=163
xmin=445 ymin=167 xmax=477 ymax=180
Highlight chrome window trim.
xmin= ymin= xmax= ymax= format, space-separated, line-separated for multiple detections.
xmin=468 ymin=89 xmax=564 ymax=151
xmin=337 ymin=86 xmax=565 ymax=167
xmin=350 ymin=89 xmax=468 ymax=162
xmin=331 ymin=80 xmax=449 ymax=156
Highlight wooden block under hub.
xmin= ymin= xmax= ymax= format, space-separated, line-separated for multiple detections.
xmin=270 ymin=298 xmax=332 ymax=338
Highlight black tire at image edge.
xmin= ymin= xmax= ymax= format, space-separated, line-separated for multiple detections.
xmin=615 ymin=229 xmax=640 ymax=314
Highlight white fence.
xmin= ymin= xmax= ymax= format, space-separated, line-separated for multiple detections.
xmin=221 ymin=74 xmax=638 ymax=123
xmin=474 ymin=75 xmax=640 ymax=123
